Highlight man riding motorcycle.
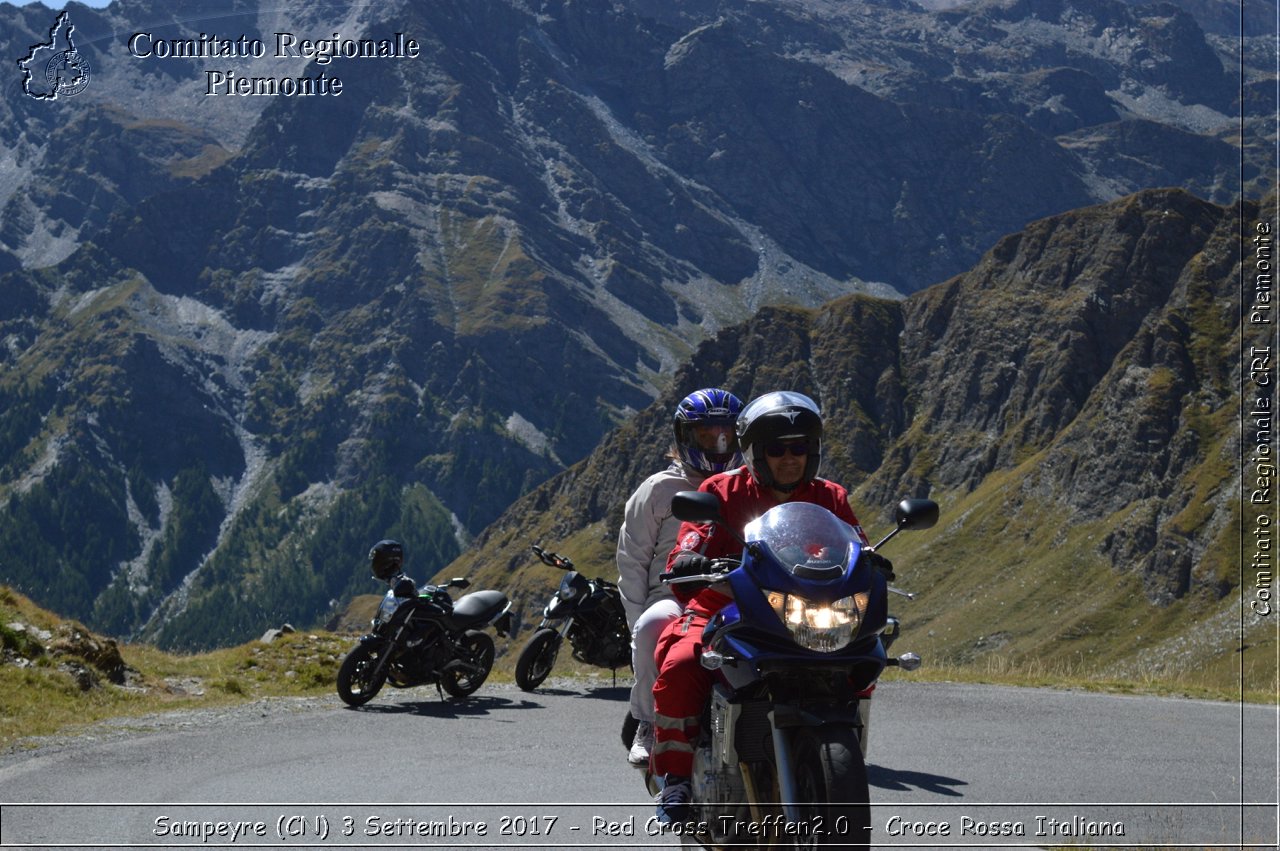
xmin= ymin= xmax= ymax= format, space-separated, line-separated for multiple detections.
xmin=649 ymin=391 xmax=894 ymax=823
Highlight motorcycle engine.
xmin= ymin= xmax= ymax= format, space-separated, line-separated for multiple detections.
xmin=394 ymin=622 xmax=451 ymax=679
xmin=691 ymin=747 xmax=746 ymax=842
xmin=420 ymin=635 xmax=454 ymax=670
xmin=690 ymin=691 xmax=748 ymax=838
xmin=597 ymin=632 xmax=631 ymax=668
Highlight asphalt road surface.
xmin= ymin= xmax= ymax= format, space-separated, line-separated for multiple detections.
xmin=0 ymin=679 xmax=1274 ymax=850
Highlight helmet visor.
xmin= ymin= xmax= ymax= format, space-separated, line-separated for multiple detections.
xmin=692 ymin=423 xmax=738 ymax=464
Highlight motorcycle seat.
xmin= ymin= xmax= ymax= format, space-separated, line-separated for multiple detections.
xmin=450 ymin=589 xmax=508 ymax=627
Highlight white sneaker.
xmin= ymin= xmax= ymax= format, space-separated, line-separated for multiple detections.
xmin=628 ymin=720 xmax=654 ymax=767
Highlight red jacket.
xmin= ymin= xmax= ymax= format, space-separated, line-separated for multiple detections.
xmin=665 ymin=466 xmax=868 ymax=613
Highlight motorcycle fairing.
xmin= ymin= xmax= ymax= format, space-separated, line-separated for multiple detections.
xmin=704 ymin=607 xmax=889 ymax=693
xmin=715 ymin=535 xmax=888 ymax=645
xmin=696 ymin=501 xmax=892 ymax=693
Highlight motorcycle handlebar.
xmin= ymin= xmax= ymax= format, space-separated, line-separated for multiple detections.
xmin=530 ymin=543 xmax=617 ymax=586
xmin=660 ymin=558 xmax=739 ymax=585
xmin=662 ymin=573 xmax=730 ymax=586
xmin=531 ymin=544 xmax=574 ymax=570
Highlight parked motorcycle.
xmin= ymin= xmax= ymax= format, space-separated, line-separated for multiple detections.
xmin=513 ymin=544 xmax=631 ymax=691
xmin=649 ymin=491 xmax=938 ymax=848
xmin=336 ymin=563 xmax=513 ymax=707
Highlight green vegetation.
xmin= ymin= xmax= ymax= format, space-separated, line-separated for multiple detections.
xmin=143 ymin=476 xmax=462 ymax=651
xmin=0 ymin=380 xmax=56 ymax=479
xmin=859 ymin=474 xmax=1276 ymax=704
xmin=0 ymin=447 xmax=138 ymax=618
xmin=0 ymin=585 xmax=349 ymax=747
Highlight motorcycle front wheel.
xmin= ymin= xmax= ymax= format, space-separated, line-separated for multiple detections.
xmin=789 ymin=725 xmax=871 ymax=848
xmin=336 ymin=642 xmax=388 ymax=707
xmin=514 ymin=627 xmax=561 ymax=691
xmin=441 ymin=630 xmax=495 ymax=698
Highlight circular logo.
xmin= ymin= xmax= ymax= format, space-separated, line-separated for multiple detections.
xmin=44 ymin=49 xmax=90 ymax=97
xmin=679 ymin=531 xmax=703 ymax=551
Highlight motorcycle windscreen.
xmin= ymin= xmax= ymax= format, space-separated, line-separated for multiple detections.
xmin=546 ymin=572 xmax=589 ymax=617
xmin=743 ymin=501 xmax=858 ymax=582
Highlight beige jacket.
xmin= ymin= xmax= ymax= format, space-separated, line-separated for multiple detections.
xmin=615 ymin=462 xmax=706 ymax=627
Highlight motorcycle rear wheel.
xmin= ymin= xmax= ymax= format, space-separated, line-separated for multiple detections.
xmin=514 ymin=627 xmax=561 ymax=691
xmin=441 ymin=630 xmax=495 ymax=698
xmin=789 ymin=725 xmax=871 ymax=848
xmin=336 ymin=643 xmax=387 ymax=707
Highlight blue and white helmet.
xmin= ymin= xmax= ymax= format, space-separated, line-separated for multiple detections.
xmin=673 ymin=388 xmax=744 ymax=474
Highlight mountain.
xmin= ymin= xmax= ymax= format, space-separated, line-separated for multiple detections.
xmin=0 ymin=0 xmax=1271 ymax=650
xmin=449 ymin=187 xmax=1270 ymax=685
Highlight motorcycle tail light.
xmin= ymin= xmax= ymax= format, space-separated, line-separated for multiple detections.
xmin=764 ymin=591 xmax=868 ymax=652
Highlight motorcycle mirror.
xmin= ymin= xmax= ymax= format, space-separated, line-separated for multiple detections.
xmin=894 ymin=498 xmax=939 ymax=531
xmin=671 ymin=491 xmax=724 ymax=524
xmin=392 ymin=577 xmax=417 ymax=598
xmin=671 ymin=490 xmax=762 ymax=559
xmin=449 ymin=577 xmax=471 ymax=589
xmin=871 ymin=498 xmax=941 ymax=551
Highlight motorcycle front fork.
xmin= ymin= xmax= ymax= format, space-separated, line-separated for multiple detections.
xmin=542 ymin=617 xmax=574 ymax=638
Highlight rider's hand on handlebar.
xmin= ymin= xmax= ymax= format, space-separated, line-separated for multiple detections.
xmin=668 ymin=553 xmax=711 ymax=580
xmin=864 ymin=550 xmax=895 ymax=583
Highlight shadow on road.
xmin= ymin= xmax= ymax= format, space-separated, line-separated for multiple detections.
xmin=868 ymin=763 xmax=967 ymax=797
xmin=345 ymin=694 xmax=540 ymax=718
xmin=341 ymin=683 xmax=630 ymax=717
xmin=522 ymin=685 xmax=630 ymax=702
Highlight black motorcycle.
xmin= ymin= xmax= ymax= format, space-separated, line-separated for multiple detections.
xmin=337 ymin=572 xmax=513 ymax=707
xmin=513 ymin=544 xmax=631 ymax=691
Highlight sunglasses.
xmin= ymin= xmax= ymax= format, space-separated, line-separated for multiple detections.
xmin=765 ymin=442 xmax=810 ymax=458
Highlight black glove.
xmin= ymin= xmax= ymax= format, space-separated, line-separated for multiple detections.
xmin=863 ymin=550 xmax=895 ymax=582
xmin=668 ymin=553 xmax=712 ymax=580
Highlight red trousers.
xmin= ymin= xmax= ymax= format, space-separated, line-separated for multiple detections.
xmin=650 ymin=609 xmax=713 ymax=777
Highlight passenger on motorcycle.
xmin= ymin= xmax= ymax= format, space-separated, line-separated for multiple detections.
xmin=616 ymin=388 xmax=743 ymax=767
xmin=650 ymin=391 xmax=894 ymax=822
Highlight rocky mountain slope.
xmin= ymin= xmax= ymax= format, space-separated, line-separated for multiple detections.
xmin=0 ymin=0 xmax=1272 ymax=650
xmin=451 ymin=187 xmax=1270 ymax=684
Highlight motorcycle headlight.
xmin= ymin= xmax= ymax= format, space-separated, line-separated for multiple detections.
xmin=375 ymin=593 xmax=405 ymax=626
xmin=765 ymin=591 xmax=868 ymax=652
xmin=557 ymin=575 xmax=581 ymax=601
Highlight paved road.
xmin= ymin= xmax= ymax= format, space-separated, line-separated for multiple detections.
xmin=0 ymin=679 xmax=1274 ymax=849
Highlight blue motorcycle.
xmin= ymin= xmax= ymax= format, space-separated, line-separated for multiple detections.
xmin=653 ymin=491 xmax=938 ymax=848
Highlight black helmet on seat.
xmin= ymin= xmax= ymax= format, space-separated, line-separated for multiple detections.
xmin=369 ymin=539 xmax=404 ymax=581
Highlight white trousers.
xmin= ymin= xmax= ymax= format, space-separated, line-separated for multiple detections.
xmin=628 ymin=598 xmax=683 ymax=722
